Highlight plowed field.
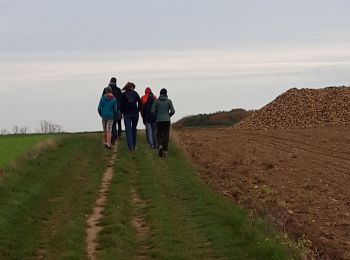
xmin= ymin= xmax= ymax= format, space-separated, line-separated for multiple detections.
xmin=174 ymin=126 xmax=350 ymax=259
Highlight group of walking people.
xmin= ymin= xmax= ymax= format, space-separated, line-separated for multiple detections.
xmin=97 ymin=77 xmax=175 ymax=157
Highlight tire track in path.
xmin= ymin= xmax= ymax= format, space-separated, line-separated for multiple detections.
xmin=130 ymin=188 xmax=151 ymax=260
xmin=86 ymin=146 xmax=117 ymax=260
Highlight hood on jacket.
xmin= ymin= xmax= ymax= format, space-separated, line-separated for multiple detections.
xmin=147 ymin=93 xmax=155 ymax=104
xmin=145 ymin=87 xmax=152 ymax=94
xmin=104 ymin=93 xmax=115 ymax=100
xmin=159 ymin=94 xmax=168 ymax=100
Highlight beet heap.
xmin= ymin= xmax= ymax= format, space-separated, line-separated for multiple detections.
xmin=237 ymin=86 xmax=350 ymax=130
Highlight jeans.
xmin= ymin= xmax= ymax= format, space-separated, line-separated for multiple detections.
xmin=124 ymin=114 xmax=139 ymax=150
xmin=145 ymin=122 xmax=156 ymax=147
xmin=156 ymin=121 xmax=170 ymax=151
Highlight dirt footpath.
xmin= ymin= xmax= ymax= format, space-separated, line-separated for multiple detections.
xmin=175 ymin=126 xmax=350 ymax=259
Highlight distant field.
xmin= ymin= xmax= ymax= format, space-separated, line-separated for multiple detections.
xmin=0 ymin=135 xmax=52 ymax=167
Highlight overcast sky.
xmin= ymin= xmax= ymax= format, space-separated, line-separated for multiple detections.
xmin=1 ymin=0 xmax=350 ymax=132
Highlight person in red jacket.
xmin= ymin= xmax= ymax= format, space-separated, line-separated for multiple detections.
xmin=141 ymin=87 xmax=157 ymax=145
xmin=141 ymin=87 xmax=156 ymax=105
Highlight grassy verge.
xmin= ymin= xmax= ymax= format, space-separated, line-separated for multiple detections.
xmin=0 ymin=134 xmax=52 ymax=167
xmin=99 ymin=134 xmax=297 ymax=259
xmin=0 ymin=133 xmax=110 ymax=259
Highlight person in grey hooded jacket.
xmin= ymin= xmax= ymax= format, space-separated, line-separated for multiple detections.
xmin=151 ymin=88 xmax=175 ymax=157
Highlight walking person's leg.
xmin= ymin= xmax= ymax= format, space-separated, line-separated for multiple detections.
xmin=162 ymin=121 xmax=171 ymax=156
xmin=106 ymin=120 xmax=113 ymax=149
xmin=117 ymin=112 xmax=122 ymax=139
xmin=156 ymin=122 xmax=162 ymax=149
xmin=102 ymin=120 xmax=107 ymax=145
xmin=111 ymin=116 xmax=118 ymax=145
xmin=144 ymin=121 xmax=150 ymax=145
xmin=124 ymin=115 xmax=134 ymax=150
xmin=151 ymin=122 xmax=157 ymax=148
xmin=145 ymin=123 xmax=153 ymax=147
xmin=156 ymin=122 xmax=165 ymax=157
xmin=131 ymin=114 xmax=139 ymax=149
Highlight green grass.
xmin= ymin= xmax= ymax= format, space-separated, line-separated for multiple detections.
xmin=97 ymin=142 xmax=138 ymax=259
xmin=0 ymin=133 xmax=110 ymax=259
xmin=98 ymin=134 xmax=297 ymax=259
xmin=0 ymin=134 xmax=51 ymax=167
xmin=0 ymin=132 xmax=298 ymax=259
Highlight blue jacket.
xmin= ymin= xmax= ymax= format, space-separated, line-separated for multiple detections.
xmin=98 ymin=94 xmax=117 ymax=120
xmin=102 ymin=83 xmax=122 ymax=110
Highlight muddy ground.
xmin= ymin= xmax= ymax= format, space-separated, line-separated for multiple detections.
xmin=174 ymin=126 xmax=350 ymax=259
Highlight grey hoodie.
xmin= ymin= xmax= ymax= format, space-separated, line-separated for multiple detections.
xmin=151 ymin=94 xmax=175 ymax=122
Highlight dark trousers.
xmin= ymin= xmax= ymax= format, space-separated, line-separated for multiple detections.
xmin=117 ymin=119 xmax=122 ymax=137
xmin=124 ymin=114 xmax=139 ymax=150
xmin=111 ymin=111 xmax=122 ymax=143
xmin=156 ymin=121 xmax=170 ymax=152
xmin=111 ymin=117 xmax=118 ymax=143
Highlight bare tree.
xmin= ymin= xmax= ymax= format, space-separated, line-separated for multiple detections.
xmin=19 ymin=127 xmax=29 ymax=134
xmin=40 ymin=120 xmax=48 ymax=133
xmin=55 ymin=124 xmax=62 ymax=133
xmin=39 ymin=120 xmax=63 ymax=134
xmin=12 ymin=125 xmax=19 ymax=134
xmin=0 ymin=128 xmax=8 ymax=135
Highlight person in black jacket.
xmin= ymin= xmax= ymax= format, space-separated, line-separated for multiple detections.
xmin=120 ymin=82 xmax=142 ymax=151
xmin=141 ymin=92 xmax=156 ymax=148
xmin=102 ymin=77 xmax=122 ymax=144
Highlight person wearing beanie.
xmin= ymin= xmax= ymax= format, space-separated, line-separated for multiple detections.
xmin=151 ymin=88 xmax=175 ymax=157
xmin=120 ymin=82 xmax=142 ymax=151
xmin=98 ymin=86 xmax=117 ymax=149
xmin=102 ymin=77 xmax=122 ymax=143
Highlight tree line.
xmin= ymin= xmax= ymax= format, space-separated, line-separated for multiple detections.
xmin=0 ymin=120 xmax=63 ymax=135
xmin=173 ymin=109 xmax=254 ymax=128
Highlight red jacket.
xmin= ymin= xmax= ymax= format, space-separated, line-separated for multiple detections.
xmin=141 ymin=87 xmax=156 ymax=104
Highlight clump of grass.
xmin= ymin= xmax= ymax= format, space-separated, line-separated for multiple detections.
xmin=0 ymin=134 xmax=57 ymax=169
xmin=3 ymin=135 xmax=63 ymax=174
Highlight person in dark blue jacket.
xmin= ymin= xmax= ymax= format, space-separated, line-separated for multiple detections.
xmin=120 ymin=82 xmax=142 ymax=151
xmin=141 ymin=92 xmax=157 ymax=148
xmin=98 ymin=87 xmax=117 ymax=149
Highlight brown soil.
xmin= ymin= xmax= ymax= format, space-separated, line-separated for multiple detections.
xmin=174 ymin=126 xmax=350 ymax=260
xmin=86 ymin=147 xmax=117 ymax=260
